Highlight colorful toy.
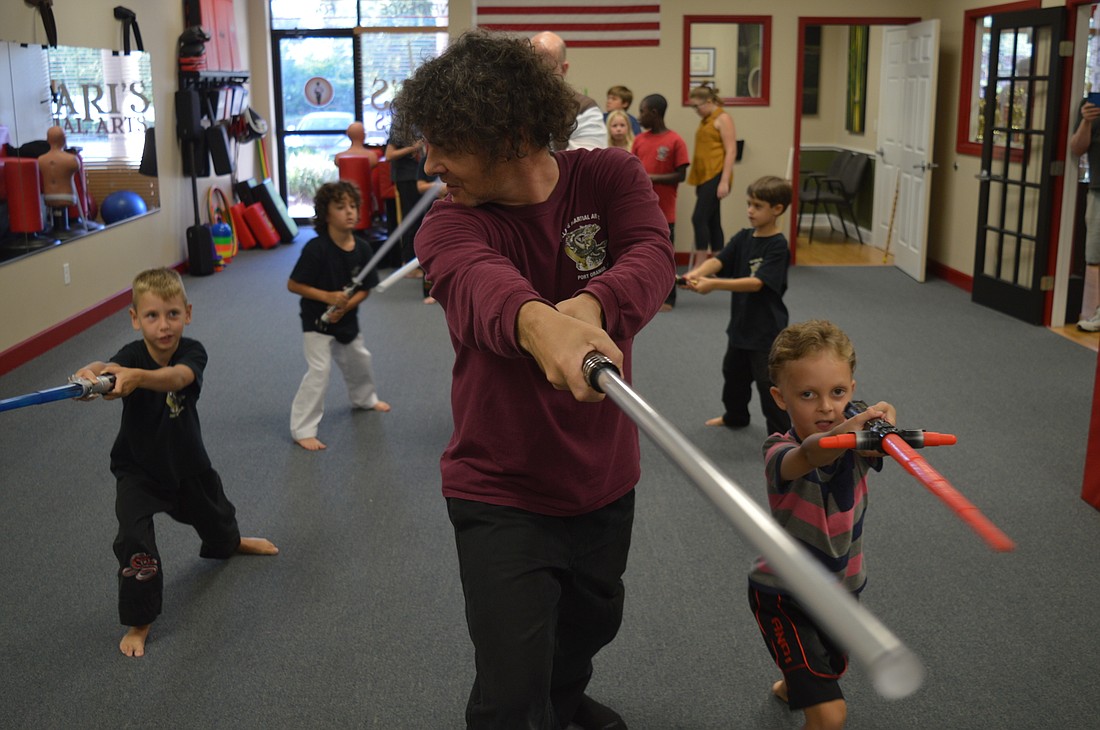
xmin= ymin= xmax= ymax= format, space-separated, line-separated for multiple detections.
xmin=820 ymin=400 xmax=1015 ymax=553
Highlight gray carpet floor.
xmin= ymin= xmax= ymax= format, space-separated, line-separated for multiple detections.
xmin=1 ymin=232 xmax=1098 ymax=729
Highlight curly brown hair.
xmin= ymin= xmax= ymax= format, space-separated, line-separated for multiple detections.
xmin=768 ymin=320 xmax=857 ymax=385
xmin=312 ymin=180 xmax=361 ymax=237
xmin=390 ymin=30 xmax=578 ymax=162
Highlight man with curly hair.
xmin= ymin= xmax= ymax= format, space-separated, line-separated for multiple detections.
xmin=391 ymin=29 xmax=675 ymax=730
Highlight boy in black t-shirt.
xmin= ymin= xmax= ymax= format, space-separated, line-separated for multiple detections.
xmin=288 ymin=180 xmax=390 ymax=451
xmin=73 ymin=268 xmax=278 ymax=658
xmin=680 ymin=175 xmax=793 ymax=436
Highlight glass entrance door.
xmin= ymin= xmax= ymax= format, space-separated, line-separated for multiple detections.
xmin=274 ymin=35 xmax=355 ymax=219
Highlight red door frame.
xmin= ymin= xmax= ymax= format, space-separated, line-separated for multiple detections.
xmin=1065 ymin=0 xmax=1100 ymax=508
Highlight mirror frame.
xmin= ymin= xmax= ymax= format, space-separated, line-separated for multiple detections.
xmin=682 ymin=15 xmax=772 ymax=108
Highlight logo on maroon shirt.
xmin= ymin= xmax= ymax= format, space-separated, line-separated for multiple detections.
xmin=122 ymin=553 xmax=159 ymax=581
xmin=562 ymin=219 xmax=607 ymax=273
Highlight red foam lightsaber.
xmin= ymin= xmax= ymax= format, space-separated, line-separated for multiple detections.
xmin=821 ymin=401 xmax=1015 ymax=553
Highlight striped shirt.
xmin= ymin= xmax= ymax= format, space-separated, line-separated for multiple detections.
xmin=749 ymin=430 xmax=882 ymax=595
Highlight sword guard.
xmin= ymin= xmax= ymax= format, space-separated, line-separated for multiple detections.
xmin=581 ymin=351 xmax=618 ymax=393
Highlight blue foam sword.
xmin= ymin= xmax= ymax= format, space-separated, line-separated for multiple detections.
xmin=0 ymin=374 xmax=116 ymax=413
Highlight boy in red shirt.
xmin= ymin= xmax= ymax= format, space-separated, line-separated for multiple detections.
xmin=632 ymin=93 xmax=690 ymax=310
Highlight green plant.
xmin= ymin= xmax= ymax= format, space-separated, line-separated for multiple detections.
xmin=286 ymin=150 xmax=340 ymax=205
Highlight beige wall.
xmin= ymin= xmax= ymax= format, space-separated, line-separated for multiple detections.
xmin=0 ymin=0 xmax=268 ymax=356
xmin=0 ymin=0 xmax=1079 ymax=355
xmin=514 ymin=1 xmax=941 ymax=255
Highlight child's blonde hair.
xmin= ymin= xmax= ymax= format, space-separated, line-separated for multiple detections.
xmin=131 ymin=268 xmax=187 ymax=309
xmin=606 ymin=109 xmax=635 ymax=150
xmin=768 ymin=320 xmax=856 ymax=385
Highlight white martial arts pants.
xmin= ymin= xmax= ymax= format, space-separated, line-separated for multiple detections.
xmin=290 ymin=331 xmax=381 ymax=440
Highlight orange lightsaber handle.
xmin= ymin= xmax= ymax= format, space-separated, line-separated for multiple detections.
xmin=881 ymin=434 xmax=1015 ymax=552
xmin=819 ymin=432 xmax=957 ymax=450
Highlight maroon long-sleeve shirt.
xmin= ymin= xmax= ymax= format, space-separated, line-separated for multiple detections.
xmin=417 ymin=147 xmax=675 ymax=516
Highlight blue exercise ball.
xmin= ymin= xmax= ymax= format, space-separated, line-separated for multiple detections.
xmin=100 ymin=190 xmax=148 ymax=224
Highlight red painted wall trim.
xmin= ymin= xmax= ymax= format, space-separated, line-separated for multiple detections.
xmin=0 ymin=262 xmax=187 ymax=378
xmin=0 ymin=290 xmax=131 ymax=377
xmin=928 ymin=260 xmax=974 ymax=293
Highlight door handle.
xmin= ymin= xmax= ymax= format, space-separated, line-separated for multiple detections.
xmin=914 ymin=162 xmax=940 ymax=172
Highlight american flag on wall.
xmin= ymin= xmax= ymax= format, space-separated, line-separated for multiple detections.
xmin=474 ymin=0 xmax=661 ymax=48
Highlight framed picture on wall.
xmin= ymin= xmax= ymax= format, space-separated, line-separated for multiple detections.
xmin=846 ymin=26 xmax=869 ymax=134
xmin=689 ymin=47 xmax=715 ymax=77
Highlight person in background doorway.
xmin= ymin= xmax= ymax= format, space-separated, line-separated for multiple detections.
xmin=1070 ymin=95 xmax=1100 ymax=332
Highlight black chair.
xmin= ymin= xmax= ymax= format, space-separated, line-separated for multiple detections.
xmin=798 ymin=151 xmax=868 ymax=244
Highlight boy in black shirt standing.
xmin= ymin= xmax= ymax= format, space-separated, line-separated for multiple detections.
xmin=680 ymin=175 xmax=793 ymax=436
xmin=73 ymin=268 xmax=278 ymax=657
xmin=288 ymin=180 xmax=391 ymax=451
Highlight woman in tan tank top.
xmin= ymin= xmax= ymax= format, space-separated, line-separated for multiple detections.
xmin=686 ymin=84 xmax=737 ymax=270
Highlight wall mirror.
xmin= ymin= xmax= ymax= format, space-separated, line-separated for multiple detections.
xmin=682 ymin=16 xmax=771 ymax=107
xmin=0 ymin=40 xmax=158 ymax=264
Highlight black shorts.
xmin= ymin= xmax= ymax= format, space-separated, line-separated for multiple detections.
xmin=748 ymin=585 xmax=849 ymax=710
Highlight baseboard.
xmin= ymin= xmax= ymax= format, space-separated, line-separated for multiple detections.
xmin=928 ymin=260 xmax=973 ymax=292
xmin=0 ymin=262 xmax=187 ymax=377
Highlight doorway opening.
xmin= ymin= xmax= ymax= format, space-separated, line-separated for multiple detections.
xmin=1054 ymin=0 xmax=1100 ymax=349
xmin=792 ymin=17 xmax=920 ymax=268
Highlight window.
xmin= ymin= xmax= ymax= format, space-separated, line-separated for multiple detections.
xmin=270 ymin=0 xmax=448 ymax=218
xmin=956 ymin=1 xmax=1040 ymax=156
xmin=271 ymin=0 xmax=448 ymax=30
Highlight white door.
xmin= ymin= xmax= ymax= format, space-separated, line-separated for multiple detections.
xmin=873 ymin=20 xmax=940 ymax=282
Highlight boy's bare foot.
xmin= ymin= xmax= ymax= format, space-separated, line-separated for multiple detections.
xmin=238 ymin=537 xmax=279 ymax=555
xmin=705 ymin=416 xmax=726 ymax=427
xmin=120 ymin=625 xmax=150 ymax=657
xmin=772 ymin=679 xmax=788 ymax=703
xmin=423 ymin=296 xmax=437 ymax=305
xmin=295 ymin=437 xmax=326 ymax=451
xmin=372 ymin=401 xmax=391 ymax=412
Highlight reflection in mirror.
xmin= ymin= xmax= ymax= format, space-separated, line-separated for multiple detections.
xmin=0 ymin=41 xmax=158 ymax=264
xmin=683 ymin=16 xmax=771 ymax=107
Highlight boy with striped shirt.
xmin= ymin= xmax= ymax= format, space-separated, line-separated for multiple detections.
xmin=747 ymin=320 xmax=896 ymax=730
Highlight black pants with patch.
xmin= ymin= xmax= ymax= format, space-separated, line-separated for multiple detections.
xmin=113 ymin=468 xmax=240 ymax=626
xmin=447 ymin=491 xmax=635 ymax=729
